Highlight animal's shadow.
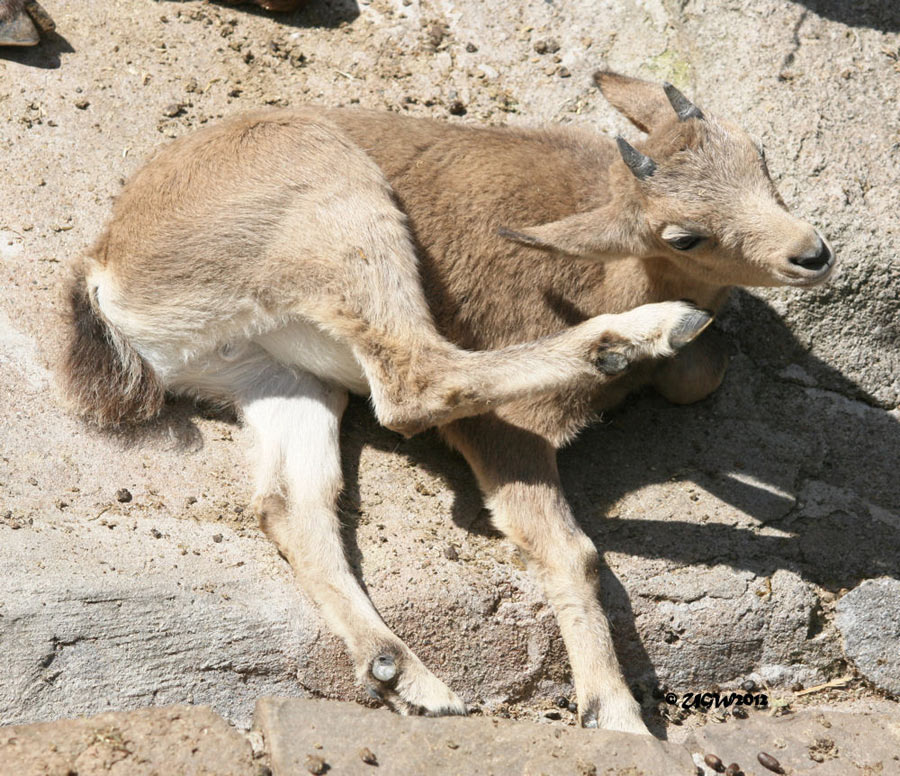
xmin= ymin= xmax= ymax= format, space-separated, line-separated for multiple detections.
xmin=163 ymin=0 xmax=361 ymax=28
xmin=793 ymin=0 xmax=900 ymax=32
xmin=0 ymin=31 xmax=74 ymax=69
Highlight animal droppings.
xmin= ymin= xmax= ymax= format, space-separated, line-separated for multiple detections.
xmin=757 ymin=751 xmax=784 ymax=773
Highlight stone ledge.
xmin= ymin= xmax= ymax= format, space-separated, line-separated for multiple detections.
xmin=0 ymin=705 xmax=257 ymax=776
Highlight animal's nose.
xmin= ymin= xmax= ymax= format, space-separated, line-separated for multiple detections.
xmin=789 ymin=237 xmax=832 ymax=271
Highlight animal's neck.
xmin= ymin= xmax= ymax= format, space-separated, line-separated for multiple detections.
xmin=605 ymin=256 xmax=731 ymax=313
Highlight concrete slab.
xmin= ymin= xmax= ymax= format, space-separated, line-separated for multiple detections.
xmin=254 ymin=697 xmax=693 ymax=775
xmin=0 ymin=705 xmax=257 ymax=776
xmin=256 ymin=698 xmax=900 ymax=776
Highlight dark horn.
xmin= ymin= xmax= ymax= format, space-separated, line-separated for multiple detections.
xmin=663 ymin=82 xmax=703 ymax=121
xmin=616 ymin=136 xmax=656 ymax=180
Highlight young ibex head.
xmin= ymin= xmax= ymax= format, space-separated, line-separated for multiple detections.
xmin=502 ymin=71 xmax=835 ymax=289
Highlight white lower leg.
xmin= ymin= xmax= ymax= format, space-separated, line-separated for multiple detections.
xmin=239 ymin=365 xmax=464 ymax=715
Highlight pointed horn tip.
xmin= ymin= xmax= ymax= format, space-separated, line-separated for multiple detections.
xmin=615 ymin=136 xmax=657 ymax=180
xmin=662 ymin=81 xmax=704 ymax=121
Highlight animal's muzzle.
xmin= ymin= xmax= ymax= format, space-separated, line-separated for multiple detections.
xmin=789 ymin=236 xmax=833 ymax=272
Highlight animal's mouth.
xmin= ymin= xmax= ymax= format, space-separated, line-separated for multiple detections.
xmin=775 ymin=255 xmax=837 ymax=287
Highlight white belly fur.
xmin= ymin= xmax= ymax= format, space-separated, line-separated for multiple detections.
xmin=254 ymin=320 xmax=370 ymax=395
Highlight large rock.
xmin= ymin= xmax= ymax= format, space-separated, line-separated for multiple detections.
xmin=254 ymin=697 xmax=900 ymax=776
xmin=835 ymin=578 xmax=900 ymax=695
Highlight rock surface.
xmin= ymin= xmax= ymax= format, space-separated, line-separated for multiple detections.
xmin=255 ymin=697 xmax=900 ymax=776
xmin=835 ymin=578 xmax=900 ymax=695
xmin=686 ymin=708 xmax=900 ymax=776
xmin=255 ymin=696 xmax=695 ymax=775
xmin=0 ymin=0 xmax=898 ymax=732
xmin=0 ymin=705 xmax=256 ymax=776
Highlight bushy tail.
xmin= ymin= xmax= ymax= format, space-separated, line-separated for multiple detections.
xmin=63 ymin=262 xmax=165 ymax=427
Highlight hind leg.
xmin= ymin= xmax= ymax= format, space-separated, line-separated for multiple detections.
xmin=235 ymin=358 xmax=465 ymax=715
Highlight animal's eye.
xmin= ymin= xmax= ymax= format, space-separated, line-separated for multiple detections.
xmin=667 ymin=234 xmax=704 ymax=251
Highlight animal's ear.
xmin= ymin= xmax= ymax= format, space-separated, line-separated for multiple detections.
xmin=498 ymin=210 xmax=627 ymax=259
xmin=594 ymin=71 xmax=685 ymax=134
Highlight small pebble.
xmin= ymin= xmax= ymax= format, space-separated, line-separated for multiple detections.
xmin=358 ymin=747 xmax=377 ymax=765
xmin=150 ymin=528 xmax=162 ymax=539
xmin=74 ymin=99 xmax=90 ymax=110
xmin=558 ymin=66 xmax=571 ymax=78
xmin=212 ymin=533 xmax=223 ymax=543
xmin=544 ymin=710 xmax=561 ymax=720
xmin=304 ymin=754 xmax=327 ymax=775
xmin=428 ymin=23 xmax=446 ymax=48
xmin=732 ymin=706 xmax=748 ymax=719
xmin=567 ymin=702 xmax=577 ymax=714
xmin=533 ymin=38 xmax=560 ymax=54
xmin=447 ymin=100 xmax=466 ymax=116
xmin=741 ymin=679 xmax=756 ymax=692
xmin=704 ymin=753 xmax=725 ymax=772
xmin=465 ymin=42 xmax=478 ymax=52
xmin=446 ymin=740 xmax=459 ymax=749
xmin=162 ymin=102 xmax=184 ymax=118
xmin=724 ymin=764 xmax=743 ymax=776
xmin=757 ymin=752 xmax=784 ymax=774
xmin=555 ymin=695 xmax=568 ymax=708
xmin=116 ymin=488 xmax=132 ymax=503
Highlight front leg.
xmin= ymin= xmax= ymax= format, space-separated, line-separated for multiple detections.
xmin=652 ymin=325 xmax=729 ymax=405
xmin=442 ymin=415 xmax=649 ymax=735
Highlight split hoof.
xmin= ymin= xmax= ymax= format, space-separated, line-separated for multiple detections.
xmin=0 ymin=9 xmax=38 ymax=46
xmin=24 ymin=0 xmax=55 ymax=34
xmin=669 ymin=307 xmax=714 ymax=348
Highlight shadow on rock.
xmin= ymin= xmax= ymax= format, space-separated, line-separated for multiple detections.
xmin=558 ymin=291 xmax=898 ymax=590
xmin=792 ymin=0 xmax=900 ymax=32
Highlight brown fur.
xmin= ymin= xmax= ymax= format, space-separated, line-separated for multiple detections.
xmin=63 ymin=262 xmax=165 ymax=427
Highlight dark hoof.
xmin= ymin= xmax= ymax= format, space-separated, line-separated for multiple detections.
xmin=0 ymin=10 xmax=39 ymax=46
xmin=669 ymin=308 xmax=714 ymax=348
xmin=594 ymin=351 xmax=629 ymax=375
